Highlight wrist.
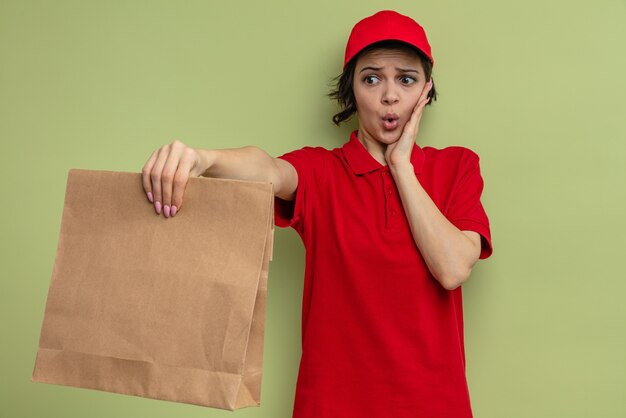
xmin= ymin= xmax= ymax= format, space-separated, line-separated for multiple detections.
xmin=195 ymin=148 xmax=216 ymax=177
xmin=389 ymin=161 xmax=414 ymax=176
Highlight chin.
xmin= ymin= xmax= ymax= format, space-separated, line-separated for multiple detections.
xmin=378 ymin=130 xmax=401 ymax=143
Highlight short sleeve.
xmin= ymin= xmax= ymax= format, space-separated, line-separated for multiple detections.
xmin=447 ymin=149 xmax=494 ymax=259
xmin=274 ymin=146 xmax=327 ymax=232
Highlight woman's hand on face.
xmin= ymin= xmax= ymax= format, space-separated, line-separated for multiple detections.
xmin=142 ymin=140 xmax=205 ymax=218
xmin=384 ymin=78 xmax=433 ymax=167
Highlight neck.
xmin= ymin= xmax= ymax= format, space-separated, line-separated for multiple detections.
xmin=357 ymin=128 xmax=387 ymax=166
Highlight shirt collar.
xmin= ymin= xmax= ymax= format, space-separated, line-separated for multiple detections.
xmin=342 ymin=130 xmax=425 ymax=175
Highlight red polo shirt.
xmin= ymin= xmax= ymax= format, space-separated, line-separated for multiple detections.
xmin=274 ymin=130 xmax=493 ymax=418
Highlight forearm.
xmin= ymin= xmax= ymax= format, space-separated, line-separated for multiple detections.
xmin=196 ymin=146 xmax=278 ymax=184
xmin=390 ymin=163 xmax=476 ymax=290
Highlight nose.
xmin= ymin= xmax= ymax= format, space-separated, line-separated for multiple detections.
xmin=381 ymin=83 xmax=399 ymax=105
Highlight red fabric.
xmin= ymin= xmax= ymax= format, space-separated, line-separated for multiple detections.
xmin=274 ymin=130 xmax=493 ymax=418
xmin=343 ymin=10 xmax=434 ymax=70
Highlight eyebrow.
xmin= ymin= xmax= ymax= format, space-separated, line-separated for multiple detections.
xmin=358 ymin=66 xmax=420 ymax=74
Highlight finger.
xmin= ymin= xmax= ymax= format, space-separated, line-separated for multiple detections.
xmin=160 ymin=142 xmax=185 ymax=218
xmin=142 ymin=149 xmax=158 ymax=203
xmin=419 ymin=79 xmax=433 ymax=103
xmin=416 ymin=95 xmax=430 ymax=110
xmin=415 ymin=84 xmax=432 ymax=114
xmin=424 ymin=78 xmax=433 ymax=95
xmin=404 ymin=97 xmax=427 ymax=139
xmin=170 ymin=152 xmax=196 ymax=216
xmin=417 ymin=78 xmax=433 ymax=103
xmin=409 ymin=98 xmax=426 ymax=127
xmin=414 ymin=81 xmax=431 ymax=112
xmin=402 ymin=81 xmax=432 ymax=141
xmin=150 ymin=145 xmax=170 ymax=215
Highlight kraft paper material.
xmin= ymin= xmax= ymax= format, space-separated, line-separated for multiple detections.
xmin=32 ymin=169 xmax=275 ymax=410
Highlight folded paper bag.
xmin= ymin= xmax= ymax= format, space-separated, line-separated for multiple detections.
xmin=32 ymin=169 xmax=275 ymax=410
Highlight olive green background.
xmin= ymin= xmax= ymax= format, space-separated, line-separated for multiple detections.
xmin=1 ymin=1 xmax=625 ymax=417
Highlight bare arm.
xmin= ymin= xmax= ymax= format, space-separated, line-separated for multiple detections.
xmin=142 ymin=140 xmax=298 ymax=218
xmin=196 ymin=146 xmax=297 ymax=201
xmin=390 ymin=162 xmax=481 ymax=291
xmin=381 ymin=79 xmax=481 ymax=290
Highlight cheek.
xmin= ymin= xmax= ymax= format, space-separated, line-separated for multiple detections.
xmin=405 ymin=95 xmax=421 ymax=113
xmin=354 ymin=90 xmax=376 ymax=113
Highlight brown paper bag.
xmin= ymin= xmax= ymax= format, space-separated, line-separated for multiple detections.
xmin=32 ymin=169 xmax=275 ymax=410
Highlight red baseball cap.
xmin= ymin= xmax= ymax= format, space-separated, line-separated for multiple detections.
xmin=343 ymin=10 xmax=434 ymax=70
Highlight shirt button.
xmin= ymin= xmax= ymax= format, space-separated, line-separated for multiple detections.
xmin=391 ymin=210 xmax=396 ymax=217
xmin=387 ymin=190 xmax=392 ymax=195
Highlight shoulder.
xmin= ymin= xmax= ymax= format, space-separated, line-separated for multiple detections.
xmin=425 ymin=144 xmax=480 ymax=161
xmin=278 ymin=145 xmax=331 ymax=156
xmin=423 ymin=145 xmax=482 ymax=172
xmin=273 ymin=146 xmax=331 ymax=202
xmin=275 ymin=145 xmax=333 ymax=185
xmin=276 ymin=145 xmax=332 ymax=164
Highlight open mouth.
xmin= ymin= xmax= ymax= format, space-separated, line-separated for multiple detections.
xmin=383 ymin=114 xmax=399 ymax=130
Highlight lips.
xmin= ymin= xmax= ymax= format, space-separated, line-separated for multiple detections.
xmin=382 ymin=113 xmax=399 ymax=130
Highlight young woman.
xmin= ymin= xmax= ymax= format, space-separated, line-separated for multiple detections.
xmin=142 ymin=10 xmax=493 ymax=418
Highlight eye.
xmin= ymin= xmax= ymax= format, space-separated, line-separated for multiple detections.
xmin=363 ymin=75 xmax=380 ymax=85
xmin=400 ymin=76 xmax=417 ymax=85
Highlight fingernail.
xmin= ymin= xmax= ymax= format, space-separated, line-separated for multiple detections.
xmin=164 ymin=204 xmax=170 ymax=218
xmin=147 ymin=191 xmax=153 ymax=203
xmin=155 ymin=201 xmax=161 ymax=214
xmin=171 ymin=205 xmax=177 ymax=217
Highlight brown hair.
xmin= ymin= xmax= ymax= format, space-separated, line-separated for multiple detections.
xmin=327 ymin=40 xmax=437 ymax=126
